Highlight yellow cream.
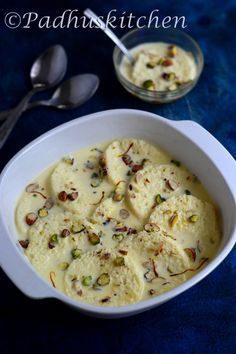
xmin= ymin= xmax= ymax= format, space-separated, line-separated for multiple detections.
xmin=120 ymin=42 xmax=197 ymax=91
xmin=15 ymin=139 xmax=221 ymax=306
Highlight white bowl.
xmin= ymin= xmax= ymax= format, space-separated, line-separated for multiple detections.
xmin=0 ymin=109 xmax=235 ymax=318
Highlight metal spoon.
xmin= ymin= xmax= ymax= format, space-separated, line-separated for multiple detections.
xmin=84 ymin=8 xmax=135 ymax=65
xmin=0 ymin=45 xmax=67 ymax=121
xmin=0 ymin=74 xmax=99 ymax=119
xmin=29 ymin=73 xmax=99 ymax=109
xmin=0 ymin=45 xmax=67 ymax=149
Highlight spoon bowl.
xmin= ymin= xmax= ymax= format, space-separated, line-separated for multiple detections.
xmin=29 ymin=74 xmax=100 ymax=110
xmin=0 ymin=44 xmax=68 ymax=150
xmin=0 ymin=73 xmax=100 ymax=120
xmin=30 ymin=45 xmax=68 ymax=89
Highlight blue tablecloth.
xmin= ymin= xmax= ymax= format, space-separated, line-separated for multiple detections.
xmin=0 ymin=1 xmax=235 ymax=353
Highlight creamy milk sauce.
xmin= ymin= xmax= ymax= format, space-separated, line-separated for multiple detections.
xmin=16 ymin=139 xmax=221 ymax=306
xmin=120 ymin=42 xmax=197 ymax=91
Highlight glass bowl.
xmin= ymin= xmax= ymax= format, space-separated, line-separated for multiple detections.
xmin=113 ymin=27 xmax=204 ymax=103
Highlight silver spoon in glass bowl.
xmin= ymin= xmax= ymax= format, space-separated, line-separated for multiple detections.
xmin=0 ymin=74 xmax=99 ymax=149
xmin=84 ymin=8 xmax=135 ymax=65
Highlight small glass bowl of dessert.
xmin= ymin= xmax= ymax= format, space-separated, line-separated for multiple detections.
xmin=113 ymin=27 xmax=204 ymax=103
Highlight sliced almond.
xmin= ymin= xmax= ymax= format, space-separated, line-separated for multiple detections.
xmin=166 ymin=179 xmax=179 ymax=191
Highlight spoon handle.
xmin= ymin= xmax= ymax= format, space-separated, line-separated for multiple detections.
xmin=0 ymin=89 xmax=36 ymax=150
xmin=0 ymin=99 xmax=42 ymax=122
xmin=0 ymin=109 xmax=11 ymax=122
xmin=84 ymin=9 xmax=135 ymax=64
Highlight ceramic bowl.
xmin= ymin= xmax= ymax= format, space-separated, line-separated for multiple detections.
xmin=0 ymin=109 xmax=235 ymax=318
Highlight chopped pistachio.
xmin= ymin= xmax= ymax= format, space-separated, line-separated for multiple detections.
xmin=114 ymin=256 xmax=125 ymax=266
xmin=91 ymin=172 xmax=99 ymax=179
xmin=90 ymin=179 xmax=101 ymax=188
xmin=169 ymin=83 xmax=177 ymax=91
xmin=170 ymin=159 xmax=181 ymax=167
xmin=71 ymin=248 xmax=82 ymax=259
xmin=50 ymin=234 xmax=58 ymax=243
xmin=61 ymin=228 xmax=70 ymax=238
xmin=162 ymin=72 xmax=176 ymax=81
xmin=142 ymin=79 xmax=155 ymax=91
xmin=25 ymin=212 xmax=37 ymax=226
xmin=168 ymin=45 xmax=177 ymax=57
xmin=144 ymin=223 xmax=160 ymax=233
xmin=71 ymin=224 xmax=85 ymax=234
xmin=189 ymin=214 xmax=199 ymax=223
xmin=88 ymin=232 xmax=100 ymax=245
xmin=185 ymin=189 xmax=192 ymax=195
xmin=82 ymin=275 xmax=92 ymax=286
xmin=149 ymin=289 xmax=156 ymax=296
xmin=63 ymin=157 xmax=74 ymax=165
xmin=38 ymin=208 xmax=48 ymax=218
xmin=146 ymin=62 xmax=156 ymax=69
xmin=157 ymin=57 xmax=165 ymax=65
xmin=19 ymin=239 xmax=29 ymax=249
xmin=48 ymin=242 xmax=55 ymax=249
xmin=58 ymin=262 xmax=69 ymax=270
xmin=112 ymin=233 xmax=124 ymax=242
xmin=58 ymin=191 xmax=68 ymax=201
xmin=144 ymin=270 xmax=156 ymax=282
xmin=67 ymin=191 xmax=78 ymax=201
xmin=176 ymin=79 xmax=183 ymax=86
xmin=96 ymin=273 xmax=110 ymax=286
xmin=112 ymin=192 xmax=123 ymax=202
xmin=156 ymin=194 xmax=166 ymax=205
xmin=169 ymin=213 xmax=178 ymax=227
